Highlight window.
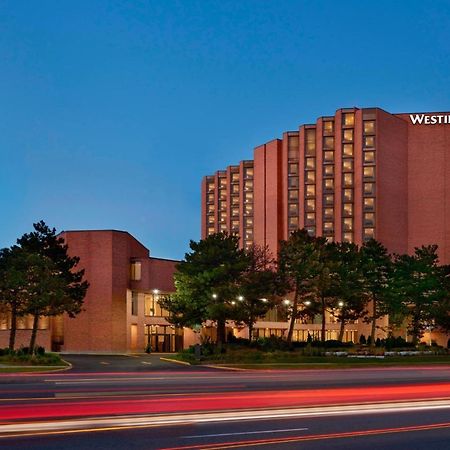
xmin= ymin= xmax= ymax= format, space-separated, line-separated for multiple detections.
xmin=364 ymin=213 xmax=375 ymax=226
xmin=323 ymin=121 xmax=334 ymax=134
xmin=323 ymin=136 xmax=334 ymax=149
xmin=324 ymin=151 xmax=334 ymax=162
xmin=364 ymin=136 xmax=375 ymax=148
xmin=144 ymin=293 xmax=169 ymax=317
xmin=364 ymin=121 xmax=375 ymax=134
xmin=231 ymin=172 xmax=239 ymax=182
xmin=343 ymin=188 xmax=353 ymax=202
xmin=231 ymin=184 xmax=239 ymax=194
xmin=245 ymin=229 xmax=253 ymax=239
xmin=244 ymin=180 xmax=253 ymax=190
xmin=219 ymin=190 xmax=227 ymax=200
xmin=305 ymin=212 xmax=315 ymax=224
xmin=244 ymin=167 xmax=254 ymax=179
xmin=343 ymin=129 xmax=354 ymax=142
xmin=231 ymin=220 xmax=239 ymax=231
xmin=364 ymin=197 xmax=375 ymax=211
xmin=220 ymin=223 xmax=227 ymax=232
xmin=323 ymin=221 xmax=333 ymax=231
xmin=207 ymin=193 xmax=214 ymax=203
xmin=207 ymin=226 xmax=215 ymax=235
xmin=219 ymin=201 xmax=227 ymax=211
xmin=289 ymin=216 xmax=299 ymax=228
xmin=245 ymin=204 xmax=253 ymax=215
xmin=306 ymin=184 xmax=316 ymax=197
xmin=289 ymin=203 xmax=299 ymax=215
xmin=130 ymin=262 xmax=141 ymax=281
xmin=207 ymin=204 xmax=215 ymax=213
xmin=343 ymin=218 xmax=353 ymax=231
xmin=343 ymin=113 xmax=355 ymax=126
xmin=245 ymin=217 xmax=253 ymax=227
xmin=306 ymin=199 xmax=315 ymax=211
xmin=245 ymin=191 xmax=253 ymax=202
xmin=305 ymin=158 xmax=315 ymax=169
xmin=343 ymin=173 xmax=353 ymax=187
xmin=219 ymin=178 xmax=227 ymax=188
xmin=324 ymin=165 xmax=334 ymax=176
xmin=207 ymin=215 xmax=214 ymax=224
xmin=343 ymin=144 xmax=353 ymax=156
xmin=342 ymin=160 xmax=353 ymax=172
xmin=288 ymin=190 xmax=299 ymax=201
xmin=231 ymin=207 xmax=239 ymax=217
xmin=288 ymin=177 xmax=299 ymax=188
xmin=207 ymin=182 xmax=215 ymax=192
xmin=289 ymin=163 xmax=299 ymax=175
xmin=324 ymin=207 xmax=334 ymax=219
xmin=343 ymin=203 xmax=353 ymax=217
xmin=305 ymin=129 xmax=316 ymax=155
xmin=364 ymin=166 xmax=375 ymax=179
xmin=305 ymin=171 xmax=316 ymax=183
xmin=364 ymin=151 xmax=375 ymax=163
xmin=131 ymin=292 xmax=138 ymax=316
xmin=324 ymin=178 xmax=334 ymax=190
xmin=343 ymin=232 xmax=353 ymax=243
xmin=324 ymin=194 xmax=334 ymax=205
xmin=364 ymin=228 xmax=375 ymax=240
xmin=231 ymin=196 xmax=239 ymax=205
xmin=364 ymin=183 xmax=375 ymax=195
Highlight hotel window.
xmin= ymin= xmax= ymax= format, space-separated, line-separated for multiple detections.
xmin=220 ymin=224 xmax=227 ymax=232
xmin=219 ymin=213 xmax=227 ymax=222
xmin=231 ymin=172 xmax=239 ymax=182
xmin=306 ymin=227 xmax=315 ymax=236
xmin=288 ymin=189 xmax=299 ymax=201
xmin=144 ymin=294 xmax=169 ymax=317
xmin=343 ymin=113 xmax=355 ymax=126
xmin=231 ymin=207 xmax=239 ymax=217
xmin=343 ymin=203 xmax=353 ymax=217
xmin=342 ymin=160 xmax=353 ymax=172
xmin=324 ymin=194 xmax=334 ymax=205
xmin=305 ymin=129 xmax=316 ymax=155
xmin=244 ymin=180 xmax=253 ymax=191
xmin=245 ymin=191 xmax=253 ymax=202
xmin=343 ymin=129 xmax=354 ymax=142
xmin=363 ymin=166 xmax=375 ymax=180
xmin=231 ymin=184 xmax=239 ymax=194
xmin=323 ymin=221 xmax=333 ymax=232
xmin=219 ymin=190 xmax=227 ymax=200
xmin=323 ymin=151 xmax=334 ymax=162
xmin=364 ymin=151 xmax=375 ymax=164
xmin=343 ymin=173 xmax=353 ymax=187
xmin=219 ymin=177 xmax=227 ymax=188
xmin=289 ymin=203 xmax=299 ymax=215
xmin=343 ymin=218 xmax=353 ymax=231
xmin=131 ymin=292 xmax=138 ymax=316
xmin=245 ymin=229 xmax=253 ymax=239
xmin=324 ymin=179 xmax=334 ymax=190
xmin=207 ymin=182 xmax=215 ymax=192
xmin=207 ymin=226 xmax=215 ymax=235
xmin=305 ymin=171 xmax=316 ymax=183
xmin=288 ymin=177 xmax=299 ymax=188
xmin=245 ymin=204 xmax=253 ymax=215
xmin=364 ymin=197 xmax=375 ymax=211
xmin=324 ymin=165 xmax=334 ymax=176
xmin=323 ymin=121 xmax=334 ymax=134
xmin=306 ymin=199 xmax=315 ymax=212
xmin=343 ymin=143 xmax=353 ymax=156
xmin=324 ymin=207 xmax=334 ymax=220
xmin=130 ymin=262 xmax=142 ymax=281
xmin=364 ymin=228 xmax=375 ymax=240
xmin=207 ymin=216 xmax=214 ymax=224
xmin=305 ymin=212 xmax=315 ymax=225
xmin=288 ymin=216 xmax=299 ymax=229
xmin=323 ymin=136 xmax=334 ymax=149
xmin=207 ymin=193 xmax=214 ymax=203
xmin=289 ymin=163 xmax=299 ymax=175
xmin=364 ymin=120 xmax=375 ymax=134
xmin=305 ymin=158 xmax=315 ymax=169
xmin=364 ymin=183 xmax=375 ymax=195
xmin=219 ymin=201 xmax=227 ymax=211
xmin=343 ymin=189 xmax=353 ymax=202
xmin=207 ymin=204 xmax=215 ymax=213
xmin=343 ymin=232 xmax=353 ymax=243
xmin=232 ymin=196 xmax=239 ymax=205
xmin=306 ymin=184 xmax=316 ymax=197
xmin=364 ymin=213 xmax=375 ymax=226
xmin=244 ymin=167 xmax=254 ymax=179
xmin=364 ymin=136 xmax=375 ymax=148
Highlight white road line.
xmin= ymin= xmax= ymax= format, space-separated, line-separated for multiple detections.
xmin=141 ymin=362 xmax=152 ymax=365
xmin=185 ymin=427 xmax=308 ymax=438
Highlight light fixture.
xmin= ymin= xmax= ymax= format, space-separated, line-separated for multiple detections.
xmin=212 ymin=293 xmax=218 ymax=299
xmin=260 ymin=298 xmax=268 ymax=303
xmin=338 ymin=301 xmax=344 ymax=307
xmin=231 ymin=301 xmax=236 ymax=305
xmin=283 ymin=299 xmax=291 ymax=305
xmin=153 ymin=289 xmax=160 ymax=295
xmin=304 ymin=300 xmax=311 ymax=306
xmin=238 ymin=296 xmax=244 ymax=301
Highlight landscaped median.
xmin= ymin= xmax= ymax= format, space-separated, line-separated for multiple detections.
xmin=170 ymin=339 xmax=450 ymax=370
xmin=0 ymin=348 xmax=70 ymax=373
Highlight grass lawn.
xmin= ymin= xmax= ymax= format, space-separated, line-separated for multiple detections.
xmin=0 ymin=353 xmax=70 ymax=373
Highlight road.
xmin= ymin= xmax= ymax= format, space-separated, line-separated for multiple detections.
xmin=0 ymin=354 xmax=449 ymax=449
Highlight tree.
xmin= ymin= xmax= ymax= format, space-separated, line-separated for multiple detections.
xmin=332 ymin=242 xmax=367 ymax=342
xmin=278 ymin=229 xmax=320 ymax=345
xmin=389 ymin=245 xmax=450 ymax=344
xmin=235 ymin=245 xmax=281 ymax=341
xmin=160 ymin=233 xmax=249 ymax=346
xmin=360 ymin=239 xmax=392 ymax=346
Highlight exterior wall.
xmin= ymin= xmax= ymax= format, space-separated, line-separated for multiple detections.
xmin=0 ymin=330 xmax=51 ymax=351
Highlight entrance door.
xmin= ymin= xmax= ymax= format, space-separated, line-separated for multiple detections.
xmin=130 ymin=324 xmax=138 ymax=351
xmin=145 ymin=325 xmax=183 ymax=352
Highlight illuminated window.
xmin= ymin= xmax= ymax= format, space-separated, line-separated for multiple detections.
xmin=245 ymin=217 xmax=253 ymax=227
xmin=245 ymin=204 xmax=253 ymax=215
xmin=207 ymin=193 xmax=214 ymax=203
xmin=343 ymin=232 xmax=353 ymax=243
xmin=245 ymin=229 xmax=253 ymax=239
xmin=324 ymin=194 xmax=334 ymax=205
xmin=207 ymin=204 xmax=215 ymax=213
xmin=343 ymin=129 xmax=354 ymax=142
xmin=245 ymin=180 xmax=253 ymax=190
xmin=144 ymin=294 xmax=169 ymax=317
xmin=305 ymin=212 xmax=315 ymax=224
xmin=342 ymin=160 xmax=353 ymax=172
xmin=231 ymin=220 xmax=239 ymax=231
xmin=231 ymin=196 xmax=239 ymax=205
xmin=343 ymin=218 xmax=353 ymax=231
xmin=324 ymin=151 xmax=334 ymax=162
xmin=323 ymin=221 xmax=333 ymax=231
xmin=219 ymin=178 xmax=227 ymax=188
xmin=364 ymin=213 xmax=375 ymax=226
xmin=207 ymin=226 xmax=215 ymax=235
xmin=289 ymin=216 xmax=299 ymax=228
xmin=289 ymin=190 xmax=299 ymax=201
xmin=343 ymin=189 xmax=353 ymax=202
xmin=305 ymin=171 xmax=316 ymax=183
xmin=245 ymin=191 xmax=253 ymax=202
xmin=324 ymin=178 xmax=334 ymax=190
xmin=323 ymin=121 xmax=334 ymax=134
xmin=364 ymin=166 xmax=375 ymax=179
xmin=207 ymin=215 xmax=214 ymax=224
xmin=306 ymin=184 xmax=316 ymax=197
xmin=305 ymin=129 xmax=316 ymax=155
xmin=219 ymin=190 xmax=227 ymax=200
xmin=324 ymin=207 xmax=334 ymax=219
xmin=364 ymin=136 xmax=375 ymax=148
xmin=231 ymin=207 xmax=239 ymax=217
xmin=306 ymin=199 xmax=315 ymax=211
xmin=289 ymin=163 xmax=299 ymax=175
xmin=364 ymin=228 xmax=375 ymax=240
xmin=219 ymin=201 xmax=227 ymax=211
xmin=207 ymin=182 xmax=215 ymax=192
xmin=364 ymin=121 xmax=375 ymax=134
xmin=231 ymin=172 xmax=240 ymax=182
xmin=343 ymin=173 xmax=353 ymax=187
xmin=343 ymin=144 xmax=353 ymax=156
xmin=219 ymin=223 xmax=227 ymax=231
xmin=288 ymin=177 xmax=299 ymax=188
xmin=364 ymin=197 xmax=375 ymax=211
xmin=244 ymin=167 xmax=254 ymax=179
xmin=305 ymin=158 xmax=316 ymax=169
xmin=364 ymin=183 xmax=375 ymax=195
xmin=343 ymin=203 xmax=353 ymax=217
xmin=324 ymin=165 xmax=334 ymax=176
xmin=343 ymin=113 xmax=355 ymax=126
xmin=364 ymin=151 xmax=375 ymax=164
xmin=131 ymin=262 xmax=141 ymax=281
xmin=231 ymin=184 xmax=239 ymax=194
xmin=289 ymin=203 xmax=299 ymax=215
xmin=323 ymin=136 xmax=334 ymax=149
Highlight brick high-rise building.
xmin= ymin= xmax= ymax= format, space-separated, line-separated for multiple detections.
xmin=202 ymin=108 xmax=450 ymax=264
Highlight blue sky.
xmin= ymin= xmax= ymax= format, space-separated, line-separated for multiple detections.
xmin=1 ymin=1 xmax=449 ymax=259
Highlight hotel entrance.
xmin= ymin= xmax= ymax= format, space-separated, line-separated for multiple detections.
xmin=144 ymin=324 xmax=183 ymax=352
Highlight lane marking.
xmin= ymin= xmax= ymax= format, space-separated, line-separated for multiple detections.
xmin=141 ymin=362 xmax=152 ymax=365
xmin=185 ymin=427 xmax=308 ymax=438
xmin=100 ymin=362 xmax=110 ymax=365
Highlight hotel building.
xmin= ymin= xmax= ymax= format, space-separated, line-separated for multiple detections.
xmin=202 ymin=107 xmax=450 ymax=344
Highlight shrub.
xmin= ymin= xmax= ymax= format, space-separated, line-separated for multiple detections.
xmin=35 ymin=346 xmax=45 ymax=356
xmin=359 ymin=335 xmax=366 ymax=345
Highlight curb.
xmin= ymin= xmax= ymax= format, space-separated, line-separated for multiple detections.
xmin=159 ymin=357 xmax=191 ymax=366
xmin=201 ymin=364 xmax=249 ymax=371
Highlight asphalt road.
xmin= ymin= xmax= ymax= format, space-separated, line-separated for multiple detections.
xmin=0 ymin=354 xmax=449 ymax=449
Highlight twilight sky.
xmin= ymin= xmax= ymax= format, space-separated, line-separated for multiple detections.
xmin=1 ymin=1 xmax=449 ymax=259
